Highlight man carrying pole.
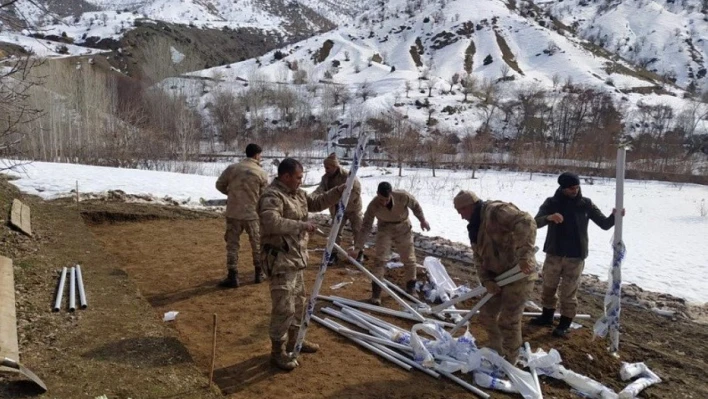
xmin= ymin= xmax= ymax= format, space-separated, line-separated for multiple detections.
xmin=313 ymin=153 xmax=363 ymax=265
xmin=258 ymin=158 xmax=345 ymax=371
xmin=215 ymin=143 xmax=269 ymax=288
xmin=453 ymin=190 xmax=536 ymax=364
xmin=351 ymin=182 xmax=430 ymax=305
xmin=594 ymin=146 xmax=628 ymax=353
xmin=531 ymin=172 xmax=625 ymax=337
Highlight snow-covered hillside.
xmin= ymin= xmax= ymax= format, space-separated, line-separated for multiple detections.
xmin=166 ymin=0 xmax=704 ymax=139
xmin=538 ymin=0 xmax=708 ymax=91
xmin=1 ymin=0 xmax=356 ymax=47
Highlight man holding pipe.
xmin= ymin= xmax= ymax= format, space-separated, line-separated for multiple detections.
xmin=531 ymin=172 xmax=624 ymax=337
xmin=351 ymin=182 xmax=430 ymax=305
xmin=258 ymin=158 xmax=346 ymax=371
xmin=313 ymin=153 xmax=363 ymax=265
xmin=453 ymin=190 xmax=537 ymax=364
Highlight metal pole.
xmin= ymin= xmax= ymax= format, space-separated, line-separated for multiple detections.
xmin=525 ymin=342 xmax=543 ymax=398
xmin=69 ymin=267 xmax=76 ymax=312
xmin=76 ymin=264 xmax=87 ymax=309
xmin=610 ymin=146 xmax=626 ymax=353
xmin=53 ymin=267 xmax=67 ymax=312
xmin=326 ymin=241 xmax=426 ymax=321
xmin=450 ymin=293 xmax=493 ymax=334
xmin=313 ymin=316 xmax=412 ymax=371
xmin=293 ymin=133 xmax=368 ymax=358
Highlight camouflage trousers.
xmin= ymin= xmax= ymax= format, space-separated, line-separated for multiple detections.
xmin=269 ymin=270 xmax=305 ymax=342
xmin=479 ymin=277 xmax=533 ymax=362
xmin=372 ymin=221 xmax=417 ymax=282
xmin=541 ymin=254 xmax=585 ymax=318
xmin=333 ymin=211 xmax=364 ymax=247
xmin=225 ymin=218 xmax=260 ymax=272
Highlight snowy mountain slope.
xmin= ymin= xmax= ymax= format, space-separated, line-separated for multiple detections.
xmin=172 ymin=0 xmax=697 ymax=136
xmin=2 ymin=0 xmax=348 ymax=42
xmin=537 ymin=0 xmax=708 ymax=91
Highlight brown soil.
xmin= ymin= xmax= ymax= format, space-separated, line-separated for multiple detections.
xmin=2 ymin=184 xmax=706 ymax=398
xmin=87 ymin=212 xmax=707 ymax=398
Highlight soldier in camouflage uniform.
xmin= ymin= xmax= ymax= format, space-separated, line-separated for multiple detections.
xmin=258 ymin=158 xmax=345 ymax=371
xmin=215 ymin=143 xmax=269 ymax=288
xmin=351 ymin=182 xmax=430 ymax=305
xmin=453 ymin=190 xmax=537 ymax=364
xmin=313 ymin=153 xmax=363 ymax=265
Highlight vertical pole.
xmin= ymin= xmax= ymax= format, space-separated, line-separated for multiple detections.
xmin=610 ymin=146 xmax=626 ymax=353
xmin=209 ymin=313 xmax=217 ymax=388
xmin=292 ymin=133 xmax=368 ymax=358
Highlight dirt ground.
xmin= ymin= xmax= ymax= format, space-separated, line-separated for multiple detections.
xmin=1 ymin=180 xmax=706 ymax=398
xmin=86 ymin=210 xmax=707 ymax=399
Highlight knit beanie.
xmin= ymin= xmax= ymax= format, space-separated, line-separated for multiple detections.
xmin=558 ymin=172 xmax=580 ymax=189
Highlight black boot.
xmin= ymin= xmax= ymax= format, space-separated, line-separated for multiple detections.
xmin=327 ymin=251 xmax=339 ymax=266
xmin=552 ymin=316 xmax=573 ymax=337
xmin=219 ymin=269 xmax=239 ymax=288
xmin=530 ymin=307 xmax=555 ymax=326
xmin=254 ymin=266 xmax=265 ymax=284
xmin=356 ymin=250 xmax=365 ymax=263
xmin=370 ymin=281 xmax=382 ymax=305
xmin=405 ymin=280 xmax=417 ymax=295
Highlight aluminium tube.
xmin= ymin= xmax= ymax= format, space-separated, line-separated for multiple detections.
xmin=76 ymin=264 xmax=87 ymax=309
xmin=313 ymin=316 xmax=412 ymax=371
xmin=69 ymin=267 xmax=76 ymax=312
xmin=53 ymin=267 xmax=68 ymax=312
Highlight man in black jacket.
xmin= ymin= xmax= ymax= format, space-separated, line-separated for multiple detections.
xmin=531 ymin=172 xmax=624 ymax=337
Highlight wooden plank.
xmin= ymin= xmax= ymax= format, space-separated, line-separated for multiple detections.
xmin=0 ymin=255 xmax=19 ymax=372
xmin=9 ymin=199 xmax=32 ymax=237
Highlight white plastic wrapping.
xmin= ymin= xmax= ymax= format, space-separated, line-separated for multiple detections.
xmin=618 ymin=363 xmax=661 ymax=399
xmin=474 ymin=372 xmax=518 ymax=393
xmin=479 ymin=348 xmax=541 ymax=399
xmin=557 ymin=366 xmax=618 ymax=399
xmin=409 ymin=322 xmax=455 ymax=367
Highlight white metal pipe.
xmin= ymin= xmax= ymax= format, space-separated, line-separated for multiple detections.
xmin=330 ymin=307 xmax=393 ymax=340
xmin=325 ymin=296 xmax=415 ymax=320
xmin=495 ymin=265 xmax=521 ymax=281
xmin=384 ymin=278 xmax=425 ymax=305
xmin=451 ymin=293 xmax=494 ymax=334
xmin=327 ymin=240 xmax=426 ymax=321
xmin=69 ymin=267 xmax=76 ymax=312
xmin=342 ymin=306 xmax=402 ymax=333
xmin=614 ymin=148 xmax=626 ymax=246
xmin=53 ymin=267 xmax=68 ymax=312
xmin=336 ymin=324 xmax=413 ymax=352
xmin=76 ymin=264 xmax=87 ymax=309
xmin=371 ymin=341 xmax=441 ymax=379
xmin=314 ymin=316 xmax=413 ymax=371
xmin=525 ymin=342 xmax=543 ymax=399
xmin=437 ymin=369 xmax=490 ymax=399
xmin=429 ymin=286 xmax=487 ymax=314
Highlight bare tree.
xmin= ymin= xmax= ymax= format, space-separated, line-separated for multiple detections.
xmin=210 ymin=90 xmax=246 ymax=150
xmin=370 ymin=112 xmax=420 ymax=176
xmin=461 ymin=74 xmax=477 ymax=102
xmin=0 ymin=57 xmax=43 ymax=168
xmin=423 ymin=131 xmax=453 ymax=177
xmin=500 ymin=64 xmax=511 ymax=79
xmin=358 ymin=80 xmax=374 ymax=102
xmin=140 ymin=36 xmax=204 ymax=83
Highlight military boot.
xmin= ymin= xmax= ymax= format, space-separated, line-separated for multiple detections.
xmin=271 ymin=340 xmax=298 ymax=371
xmin=530 ymin=307 xmax=555 ymax=326
xmin=355 ymin=250 xmax=365 ymax=263
xmin=286 ymin=327 xmax=320 ymax=353
xmin=370 ymin=281 xmax=382 ymax=306
xmin=218 ymin=269 xmax=239 ymax=288
xmin=405 ymin=280 xmax=417 ymax=295
xmin=254 ymin=264 xmax=265 ymax=284
xmin=327 ymin=251 xmax=339 ymax=266
xmin=552 ymin=316 xmax=573 ymax=337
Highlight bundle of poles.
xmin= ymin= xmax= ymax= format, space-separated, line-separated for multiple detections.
xmin=53 ymin=264 xmax=88 ymax=312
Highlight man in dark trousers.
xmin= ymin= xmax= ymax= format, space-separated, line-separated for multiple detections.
xmin=531 ymin=172 xmax=624 ymax=337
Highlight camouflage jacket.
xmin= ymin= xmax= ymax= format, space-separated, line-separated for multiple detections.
xmin=313 ymin=167 xmax=362 ymax=216
xmin=258 ymin=178 xmax=343 ymax=275
xmin=355 ymin=190 xmax=426 ymax=249
xmin=216 ymin=158 xmax=268 ymax=220
xmin=468 ymin=201 xmax=537 ymax=284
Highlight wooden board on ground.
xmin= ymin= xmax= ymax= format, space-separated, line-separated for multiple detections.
xmin=10 ymin=199 xmax=32 ymax=236
xmin=0 ymin=255 xmax=19 ymax=372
